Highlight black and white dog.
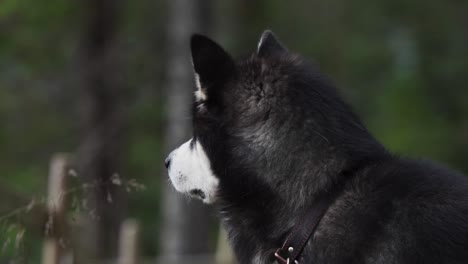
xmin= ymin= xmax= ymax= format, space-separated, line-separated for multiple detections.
xmin=165 ymin=31 xmax=468 ymax=264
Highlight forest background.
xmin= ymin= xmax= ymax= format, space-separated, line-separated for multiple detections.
xmin=0 ymin=0 xmax=467 ymax=262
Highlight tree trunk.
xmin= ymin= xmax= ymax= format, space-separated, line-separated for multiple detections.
xmin=76 ymin=0 xmax=125 ymax=260
xmin=159 ymin=0 xmax=215 ymax=261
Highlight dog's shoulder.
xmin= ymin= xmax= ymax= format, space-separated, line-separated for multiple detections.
xmin=314 ymin=157 xmax=468 ymax=263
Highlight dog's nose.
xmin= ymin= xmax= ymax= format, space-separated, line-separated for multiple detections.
xmin=164 ymin=157 xmax=171 ymax=169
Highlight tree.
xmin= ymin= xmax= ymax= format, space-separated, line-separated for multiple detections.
xmin=76 ymin=0 xmax=125 ymax=260
xmin=159 ymin=0 xmax=215 ymax=261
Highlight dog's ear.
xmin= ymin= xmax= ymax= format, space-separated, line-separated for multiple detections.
xmin=191 ymin=34 xmax=235 ymax=101
xmin=257 ymin=30 xmax=287 ymax=58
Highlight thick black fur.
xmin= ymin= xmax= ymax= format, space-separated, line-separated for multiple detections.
xmin=189 ymin=31 xmax=468 ymax=264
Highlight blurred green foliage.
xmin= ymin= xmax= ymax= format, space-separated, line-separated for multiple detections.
xmin=0 ymin=0 xmax=467 ymax=262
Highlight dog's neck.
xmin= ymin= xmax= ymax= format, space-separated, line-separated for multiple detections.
xmin=217 ymin=146 xmax=388 ymax=264
xmin=216 ymin=164 xmax=345 ymax=263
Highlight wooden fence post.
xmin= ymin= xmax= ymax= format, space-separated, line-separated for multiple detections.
xmin=118 ymin=219 xmax=140 ymax=264
xmin=42 ymin=154 xmax=70 ymax=264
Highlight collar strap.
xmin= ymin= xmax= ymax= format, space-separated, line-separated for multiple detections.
xmin=274 ymin=190 xmax=340 ymax=264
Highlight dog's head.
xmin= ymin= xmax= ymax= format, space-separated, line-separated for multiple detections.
xmin=165 ymin=31 xmax=382 ymax=205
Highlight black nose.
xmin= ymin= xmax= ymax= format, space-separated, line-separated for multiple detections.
xmin=164 ymin=157 xmax=171 ymax=169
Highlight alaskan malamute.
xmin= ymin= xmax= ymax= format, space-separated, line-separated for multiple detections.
xmin=165 ymin=30 xmax=468 ymax=264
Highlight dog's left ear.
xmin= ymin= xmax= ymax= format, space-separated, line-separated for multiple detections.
xmin=191 ymin=34 xmax=235 ymax=101
xmin=257 ymin=30 xmax=287 ymax=58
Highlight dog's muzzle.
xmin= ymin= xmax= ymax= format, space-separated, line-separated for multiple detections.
xmin=164 ymin=139 xmax=219 ymax=204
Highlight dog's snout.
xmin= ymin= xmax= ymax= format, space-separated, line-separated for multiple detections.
xmin=164 ymin=156 xmax=171 ymax=169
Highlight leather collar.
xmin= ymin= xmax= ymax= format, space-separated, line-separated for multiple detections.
xmin=274 ymin=189 xmax=341 ymax=264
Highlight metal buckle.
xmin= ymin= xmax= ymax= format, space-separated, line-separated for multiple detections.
xmin=275 ymin=249 xmax=299 ymax=264
xmin=274 ymin=249 xmax=287 ymax=264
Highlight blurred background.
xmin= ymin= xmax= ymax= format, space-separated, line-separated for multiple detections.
xmin=0 ymin=0 xmax=467 ymax=263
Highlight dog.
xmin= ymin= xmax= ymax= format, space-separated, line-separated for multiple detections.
xmin=165 ymin=30 xmax=468 ymax=264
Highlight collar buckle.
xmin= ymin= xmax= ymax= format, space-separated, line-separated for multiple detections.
xmin=275 ymin=248 xmax=299 ymax=264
